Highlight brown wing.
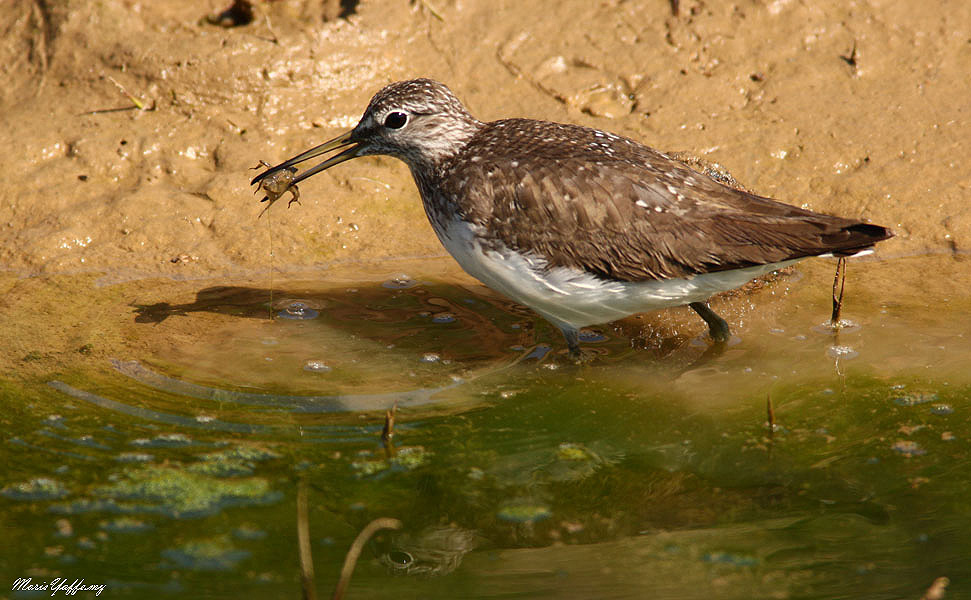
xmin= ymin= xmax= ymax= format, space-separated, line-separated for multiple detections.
xmin=445 ymin=119 xmax=892 ymax=282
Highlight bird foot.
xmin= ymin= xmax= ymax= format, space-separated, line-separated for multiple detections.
xmin=566 ymin=346 xmax=600 ymax=364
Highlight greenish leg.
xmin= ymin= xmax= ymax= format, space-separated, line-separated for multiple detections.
xmin=689 ymin=301 xmax=731 ymax=343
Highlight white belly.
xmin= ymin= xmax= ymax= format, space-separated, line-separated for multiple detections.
xmin=435 ymin=218 xmax=797 ymax=330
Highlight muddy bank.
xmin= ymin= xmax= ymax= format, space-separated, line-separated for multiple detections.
xmin=1 ymin=0 xmax=968 ymax=281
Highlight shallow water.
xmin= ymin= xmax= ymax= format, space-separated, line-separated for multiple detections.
xmin=1 ymin=254 xmax=969 ymax=598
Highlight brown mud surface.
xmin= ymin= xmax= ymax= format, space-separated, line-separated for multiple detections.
xmin=1 ymin=0 xmax=968 ymax=280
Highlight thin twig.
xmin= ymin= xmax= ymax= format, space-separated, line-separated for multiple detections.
xmin=333 ymin=518 xmax=403 ymax=600
xmin=107 ymin=76 xmax=147 ymax=110
xmin=381 ymin=401 xmax=398 ymax=456
xmin=766 ymin=393 xmax=775 ymax=439
xmin=297 ymin=480 xmax=317 ymax=600
xmin=830 ymin=257 xmax=846 ymax=326
xmin=419 ymin=0 xmax=445 ymax=21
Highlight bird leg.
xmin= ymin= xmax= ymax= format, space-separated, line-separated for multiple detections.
xmin=561 ymin=326 xmax=581 ymax=359
xmin=689 ymin=301 xmax=731 ymax=343
xmin=559 ymin=326 xmax=595 ymax=363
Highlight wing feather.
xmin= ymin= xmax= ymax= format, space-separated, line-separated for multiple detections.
xmin=442 ymin=119 xmax=891 ymax=282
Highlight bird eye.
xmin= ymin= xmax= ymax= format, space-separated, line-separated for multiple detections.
xmin=388 ymin=551 xmax=413 ymax=567
xmin=383 ymin=111 xmax=408 ymax=129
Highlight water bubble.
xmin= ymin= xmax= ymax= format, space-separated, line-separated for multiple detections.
xmin=893 ymin=392 xmax=938 ymax=406
xmin=383 ymin=276 xmax=417 ymax=289
xmin=431 ymin=312 xmax=456 ymax=324
xmin=930 ymin=404 xmax=954 ymax=415
xmin=303 ymin=360 xmax=332 ymax=373
xmin=277 ymin=302 xmax=319 ymax=320
xmin=420 ymin=353 xmax=441 ymax=363
xmin=827 ymin=345 xmax=858 ymax=359
xmin=260 ymin=338 xmax=279 ymax=346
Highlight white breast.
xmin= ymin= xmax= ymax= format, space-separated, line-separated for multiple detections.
xmin=434 ymin=217 xmax=798 ymax=331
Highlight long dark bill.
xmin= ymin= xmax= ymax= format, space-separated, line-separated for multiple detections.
xmin=250 ymin=130 xmax=360 ymax=187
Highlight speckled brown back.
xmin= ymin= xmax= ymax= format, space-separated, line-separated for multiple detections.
xmin=431 ymin=118 xmax=892 ymax=281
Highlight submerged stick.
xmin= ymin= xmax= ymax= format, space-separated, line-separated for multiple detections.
xmin=381 ymin=401 xmax=398 ymax=458
xmin=920 ymin=576 xmax=949 ymax=600
xmin=766 ymin=393 xmax=775 ymax=438
xmin=333 ymin=518 xmax=403 ymax=600
xmin=297 ymin=480 xmax=317 ymax=600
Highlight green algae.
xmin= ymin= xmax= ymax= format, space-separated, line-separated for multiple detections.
xmin=89 ymin=465 xmax=280 ymax=518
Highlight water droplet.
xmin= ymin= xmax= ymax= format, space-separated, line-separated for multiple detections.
xmin=420 ymin=353 xmax=440 ymax=363
xmin=431 ymin=312 xmax=456 ymax=324
xmin=303 ymin=360 xmax=331 ymax=373
xmin=277 ymin=301 xmax=319 ymax=320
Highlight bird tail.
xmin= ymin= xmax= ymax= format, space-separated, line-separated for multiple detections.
xmin=822 ymin=223 xmax=894 ymax=258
